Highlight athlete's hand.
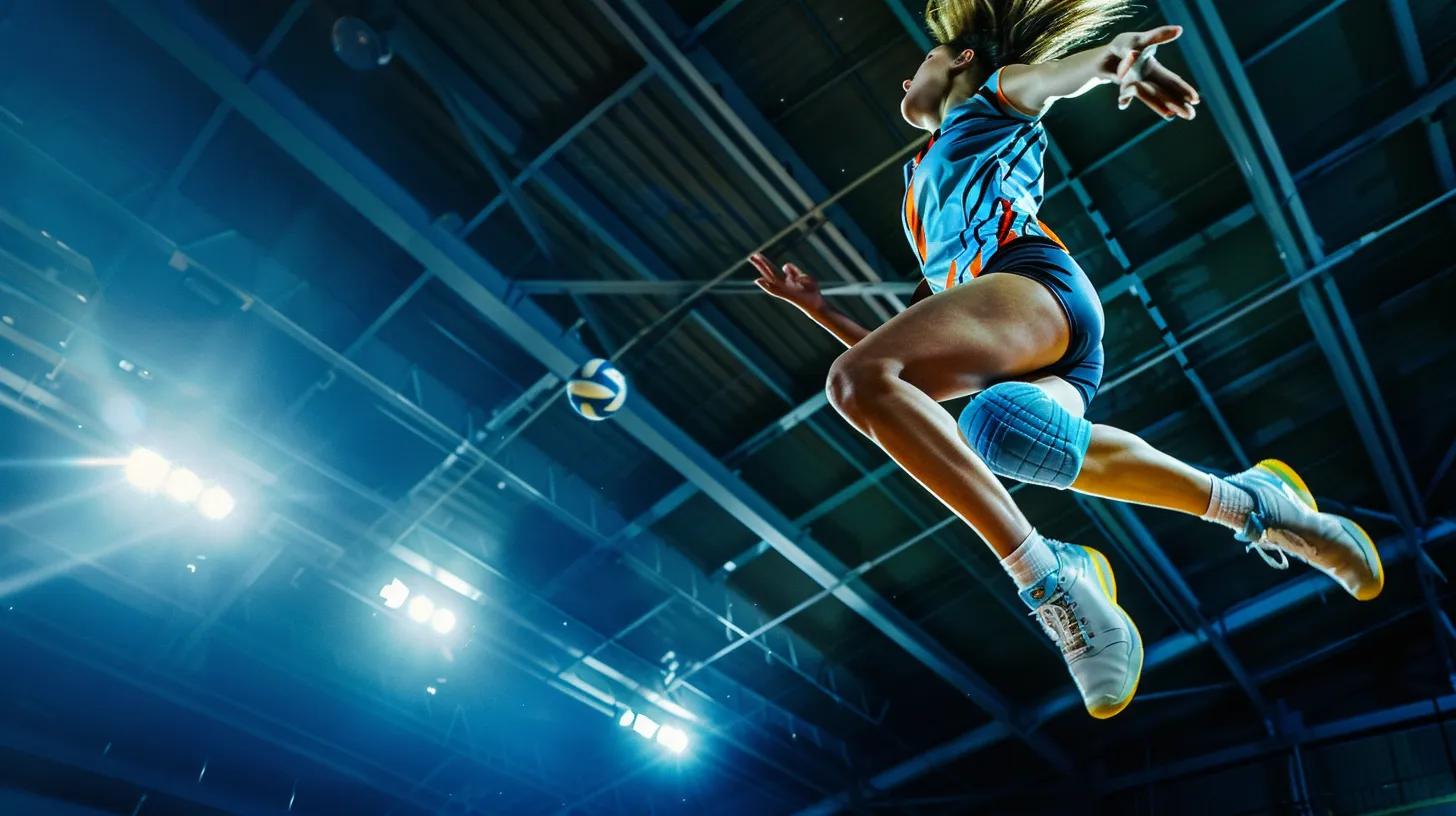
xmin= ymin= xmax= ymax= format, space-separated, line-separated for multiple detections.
xmin=750 ymin=253 xmax=826 ymax=314
xmin=1107 ymin=26 xmax=1199 ymax=120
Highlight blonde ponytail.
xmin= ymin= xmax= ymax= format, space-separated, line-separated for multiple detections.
xmin=925 ymin=0 xmax=1138 ymax=65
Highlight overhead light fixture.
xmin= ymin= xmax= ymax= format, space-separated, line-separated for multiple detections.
xmin=429 ymin=608 xmax=457 ymax=635
xmin=378 ymin=578 xmax=410 ymax=610
xmin=620 ymin=710 xmax=690 ymax=754
xmin=197 ymin=486 xmax=235 ymax=521
xmin=656 ymin=726 xmax=689 ymax=754
xmin=123 ymin=449 xmax=238 ymax=521
xmin=378 ymin=581 xmax=458 ymax=635
xmin=123 ymin=448 xmax=170 ymax=492
xmin=406 ymin=595 xmax=435 ymax=624
xmin=163 ymin=467 xmax=204 ymax=503
xmin=631 ymin=713 xmax=660 ymax=740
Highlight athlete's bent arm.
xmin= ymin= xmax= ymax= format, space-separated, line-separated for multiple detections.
xmin=997 ymin=26 xmax=1199 ymax=119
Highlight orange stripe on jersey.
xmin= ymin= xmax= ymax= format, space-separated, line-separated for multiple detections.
xmin=1037 ymin=219 xmax=1068 ymax=251
xmin=968 ymin=249 xmax=983 ymax=279
xmin=944 ymin=259 xmax=958 ymax=291
xmin=995 ymin=79 xmax=1016 ymax=114
xmin=905 ymin=181 xmax=927 ymax=262
xmin=994 ymin=70 xmax=1037 ymax=118
xmin=995 ymin=198 xmax=1017 ymax=246
xmin=913 ymin=133 xmax=939 ymax=166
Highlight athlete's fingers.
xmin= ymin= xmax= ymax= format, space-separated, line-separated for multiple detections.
xmin=748 ymin=253 xmax=782 ymax=282
xmin=1146 ymin=78 xmax=1196 ymax=119
xmin=1115 ymin=49 xmax=1139 ymax=83
xmin=1160 ymin=69 xmax=1200 ymax=105
xmin=1134 ymin=82 xmax=1177 ymax=119
xmin=1138 ymin=25 xmax=1182 ymax=48
xmin=1117 ymin=78 xmax=1139 ymax=109
xmin=783 ymin=262 xmax=808 ymax=283
xmin=1143 ymin=85 xmax=1180 ymax=120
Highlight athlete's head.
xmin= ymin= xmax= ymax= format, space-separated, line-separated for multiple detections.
xmin=901 ymin=0 xmax=1138 ymax=130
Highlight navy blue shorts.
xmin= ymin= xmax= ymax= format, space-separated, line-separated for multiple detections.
xmin=983 ymin=237 xmax=1105 ymax=409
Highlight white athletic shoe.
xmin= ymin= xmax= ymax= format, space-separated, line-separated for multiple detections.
xmin=1226 ymin=459 xmax=1385 ymax=601
xmin=1020 ymin=540 xmax=1143 ymax=719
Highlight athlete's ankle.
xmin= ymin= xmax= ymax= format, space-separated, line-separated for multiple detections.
xmin=1202 ymin=472 xmax=1254 ymax=533
xmin=1000 ymin=528 xmax=1057 ymax=590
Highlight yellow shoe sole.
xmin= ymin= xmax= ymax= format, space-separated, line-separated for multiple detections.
xmin=1255 ymin=459 xmax=1385 ymax=601
xmin=1083 ymin=546 xmax=1143 ymax=719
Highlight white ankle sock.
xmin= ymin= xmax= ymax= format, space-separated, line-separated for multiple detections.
xmin=1203 ymin=473 xmax=1254 ymax=532
xmin=1000 ymin=529 xmax=1058 ymax=589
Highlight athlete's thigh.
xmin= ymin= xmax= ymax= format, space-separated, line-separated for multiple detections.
xmin=847 ymin=272 xmax=1071 ymax=401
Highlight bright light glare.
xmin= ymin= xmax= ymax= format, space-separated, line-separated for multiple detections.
xmin=407 ymin=595 xmax=435 ymax=623
xmin=631 ymin=713 xmax=660 ymax=740
xmin=197 ymin=486 xmax=236 ymax=520
xmin=429 ymin=608 xmax=457 ymax=634
xmin=618 ymin=709 xmax=635 ymax=727
xmin=163 ymin=468 xmax=204 ymax=503
xmin=378 ymin=578 xmax=410 ymax=610
xmin=124 ymin=448 xmax=170 ymax=492
xmin=656 ymin=726 xmax=689 ymax=754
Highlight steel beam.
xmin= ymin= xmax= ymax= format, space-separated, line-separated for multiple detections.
xmin=599 ymin=0 xmax=902 ymax=322
xmin=0 ymin=116 xmax=866 ymax=776
xmin=794 ymin=518 xmax=1456 ymax=814
xmin=157 ymin=0 xmax=309 ymax=201
xmin=461 ymin=68 xmax=654 ymax=236
xmin=604 ymin=73 xmax=1452 ymax=487
xmin=345 ymin=21 xmax=896 ymax=724
xmin=107 ymin=0 xmax=1001 ymax=763
xmin=685 ymin=0 xmax=745 ymax=44
xmin=1176 ymin=0 xmax=1453 ymax=689
xmin=108 ymin=0 xmax=1048 ymax=765
xmin=388 ymin=18 xmax=866 ymax=465
xmin=526 ymin=43 xmax=1450 ymax=304
xmin=1078 ymin=499 xmax=1273 ymax=726
xmin=1386 ymin=0 xmax=1456 ymax=194
xmin=0 ymin=323 xmax=849 ymax=804
xmin=0 ymin=610 xmax=497 ymax=815
xmin=790 ymin=0 xmax=904 ymax=145
xmin=1170 ymin=0 xmax=1424 ymax=534
xmin=0 ymin=368 xmax=581 ymax=806
xmin=1102 ymin=186 xmax=1456 ymax=392
xmin=600 ymin=175 xmax=1452 ymax=678
xmin=438 ymin=89 xmax=555 ymax=261
xmin=1044 ymin=138 xmax=1250 ymax=468
xmin=0 ymin=721 xmax=320 ymax=816
xmin=1099 ymin=693 xmax=1456 ymax=796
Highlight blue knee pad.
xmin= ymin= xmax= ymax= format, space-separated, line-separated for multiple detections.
xmin=958 ymin=381 xmax=1091 ymax=489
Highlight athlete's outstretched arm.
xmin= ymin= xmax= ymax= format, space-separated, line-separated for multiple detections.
xmin=997 ymin=25 xmax=1199 ymax=119
xmin=750 ymin=253 xmax=932 ymax=348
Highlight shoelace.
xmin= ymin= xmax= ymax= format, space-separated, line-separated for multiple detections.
xmin=1033 ymin=597 xmax=1089 ymax=658
xmin=1246 ymin=538 xmax=1291 ymax=570
xmin=1238 ymin=473 xmax=1335 ymax=572
xmin=1243 ymin=510 xmax=1320 ymax=570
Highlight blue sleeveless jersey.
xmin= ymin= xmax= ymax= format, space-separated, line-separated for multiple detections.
xmin=902 ymin=68 xmax=1067 ymax=294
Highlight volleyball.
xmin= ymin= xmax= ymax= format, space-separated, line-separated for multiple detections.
xmin=567 ymin=358 xmax=628 ymax=421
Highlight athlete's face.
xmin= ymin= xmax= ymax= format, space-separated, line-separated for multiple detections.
xmin=900 ymin=45 xmax=975 ymax=130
